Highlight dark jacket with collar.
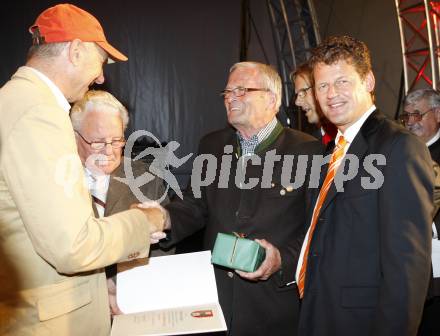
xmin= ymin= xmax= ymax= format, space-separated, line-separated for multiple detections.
xmin=163 ymin=121 xmax=322 ymax=336
xmin=298 ymin=110 xmax=434 ymax=336
xmin=427 ymin=138 xmax=440 ymax=299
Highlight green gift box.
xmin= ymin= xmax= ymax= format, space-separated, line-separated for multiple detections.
xmin=211 ymin=233 xmax=266 ymax=272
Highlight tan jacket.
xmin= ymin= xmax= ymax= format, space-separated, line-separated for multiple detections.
xmin=0 ymin=67 xmax=151 ymax=335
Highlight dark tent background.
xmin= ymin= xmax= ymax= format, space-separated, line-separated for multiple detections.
xmin=0 ymin=0 xmax=402 ymax=183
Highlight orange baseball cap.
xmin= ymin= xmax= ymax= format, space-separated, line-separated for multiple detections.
xmin=29 ymin=4 xmax=127 ymax=62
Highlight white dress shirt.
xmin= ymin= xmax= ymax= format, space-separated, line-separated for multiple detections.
xmin=84 ymin=168 xmax=110 ymax=218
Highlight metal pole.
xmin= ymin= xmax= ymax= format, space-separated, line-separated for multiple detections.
xmin=395 ymin=0 xmax=410 ymax=93
xmin=424 ymin=0 xmax=437 ymax=90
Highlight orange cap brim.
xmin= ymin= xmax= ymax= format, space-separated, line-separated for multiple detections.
xmin=96 ymin=41 xmax=128 ymax=63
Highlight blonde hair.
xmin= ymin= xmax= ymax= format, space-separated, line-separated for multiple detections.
xmin=70 ymin=90 xmax=129 ymax=131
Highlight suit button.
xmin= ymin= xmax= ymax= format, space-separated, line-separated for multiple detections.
xmin=227 ymin=271 xmax=234 ymax=278
xmin=128 ymin=252 xmax=140 ymax=259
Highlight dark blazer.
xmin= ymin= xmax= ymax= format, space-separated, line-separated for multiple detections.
xmin=163 ymin=122 xmax=322 ymax=336
xmin=429 ymin=137 xmax=440 ymax=164
xmin=429 ymin=138 xmax=440 ymax=288
xmin=298 ymin=110 xmax=434 ymax=336
xmin=418 ymin=140 xmax=440 ymax=336
xmin=429 ymin=138 xmax=440 ymax=242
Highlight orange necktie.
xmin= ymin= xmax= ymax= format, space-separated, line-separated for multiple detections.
xmin=297 ymin=136 xmax=347 ymax=298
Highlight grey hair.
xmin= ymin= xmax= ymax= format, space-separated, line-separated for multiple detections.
xmin=404 ymin=88 xmax=440 ymax=109
xmin=27 ymin=42 xmax=70 ymax=61
xmin=229 ymin=61 xmax=282 ymax=112
xmin=70 ymin=90 xmax=129 ymax=131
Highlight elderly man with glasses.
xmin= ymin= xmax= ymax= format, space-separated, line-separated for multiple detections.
xmin=402 ymin=88 xmax=440 ymax=336
xmin=149 ymin=61 xmax=323 ymax=336
xmin=402 ymin=89 xmax=440 ymax=161
xmin=70 ymin=90 xmax=171 ymax=316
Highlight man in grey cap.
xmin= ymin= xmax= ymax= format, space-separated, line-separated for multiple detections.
xmin=0 ymin=4 xmax=164 ymax=335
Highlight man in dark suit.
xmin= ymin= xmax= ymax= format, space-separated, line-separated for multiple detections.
xmin=296 ymin=36 xmax=434 ymax=336
xmin=402 ymin=88 xmax=440 ymax=336
xmin=70 ymin=90 xmax=171 ymax=316
xmin=151 ymin=62 xmax=322 ymax=336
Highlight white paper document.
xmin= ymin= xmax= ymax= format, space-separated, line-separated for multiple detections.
xmin=432 ymin=238 xmax=440 ymax=278
xmin=111 ymin=251 xmax=227 ymax=336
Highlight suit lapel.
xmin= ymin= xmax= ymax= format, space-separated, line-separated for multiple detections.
xmin=91 ymin=199 xmax=99 ymax=217
xmin=317 ymin=109 xmax=383 ymax=216
xmin=308 ymin=141 xmax=334 ymax=221
xmin=104 ymin=172 xmax=128 ymax=216
xmin=319 ymin=132 xmax=368 ymax=215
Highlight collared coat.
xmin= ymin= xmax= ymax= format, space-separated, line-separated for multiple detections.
xmin=164 ymin=122 xmax=323 ymax=336
xmin=0 ymin=67 xmax=152 ymax=335
xmin=298 ymin=110 xmax=434 ymax=336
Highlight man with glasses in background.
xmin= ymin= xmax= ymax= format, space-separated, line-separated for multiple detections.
xmin=70 ymin=90 xmax=171 ymax=317
xmin=149 ymin=61 xmax=322 ymax=336
xmin=402 ymin=88 xmax=440 ymax=336
xmin=291 ymin=62 xmax=337 ymax=145
xmin=402 ymin=89 xmax=440 ymax=162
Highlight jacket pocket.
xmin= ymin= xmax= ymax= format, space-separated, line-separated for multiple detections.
xmin=36 ymin=279 xmax=92 ymax=321
xmin=341 ymin=286 xmax=378 ymax=308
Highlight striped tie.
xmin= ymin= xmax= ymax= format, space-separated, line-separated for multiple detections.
xmin=297 ymin=136 xmax=347 ymax=298
xmin=92 ymin=195 xmax=106 ymax=210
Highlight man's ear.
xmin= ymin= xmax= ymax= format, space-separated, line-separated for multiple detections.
xmin=267 ymin=91 xmax=277 ymax=110
xmin=68 ymin=39 xmax=83 ymax=66
xmin=364 ymin=70 xmax=375 ymax=93
xmin=435 ymin=107 xmax=440 ymax=123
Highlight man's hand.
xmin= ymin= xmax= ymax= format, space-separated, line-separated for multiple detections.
xmin=131 ymin=201 xmax=171 ymax=243
xmin=130 ymin=203 xmax=165 ymax=233
xmin=107 ymin=278 xmax=122 ymax=316
xmin=136 ymin=201 xmax=171 ymax=230
xmin=236 ymin=239 xmax=281 ymax=281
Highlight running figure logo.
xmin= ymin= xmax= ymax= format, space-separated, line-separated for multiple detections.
xmin=116 ymin=130 xmax=193 ymax=203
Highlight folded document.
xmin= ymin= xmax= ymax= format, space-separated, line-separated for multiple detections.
xmin=112 ymin=251 xmax=227 ymax=336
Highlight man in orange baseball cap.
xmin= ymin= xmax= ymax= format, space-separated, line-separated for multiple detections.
xmin=29 ymin=3 xmax=127 ymax=63
xmin=0 ymin=4 xmax=165 ymax=335
xmin=26 ymin=3 xmax=128 ymax=102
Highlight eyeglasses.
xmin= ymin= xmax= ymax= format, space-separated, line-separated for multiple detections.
xmin=75 ymin=131 xmax=125 ymax=150
xmin=295 ymin=86 xmax=312 ymax=99
xmin=316 ymin=78 xmax=351 ymax=94
xmin=220 ymin=86 xmax=270 ymax=98
xmin=400 ymin=108 xmax=434 ymax=124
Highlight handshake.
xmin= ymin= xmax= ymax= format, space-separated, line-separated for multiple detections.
xmin=131 ymin=201 xmax=171 ymax=243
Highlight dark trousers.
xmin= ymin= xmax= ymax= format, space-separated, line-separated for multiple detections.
xmin=418 ymin=296 xmax=440 ymax=336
